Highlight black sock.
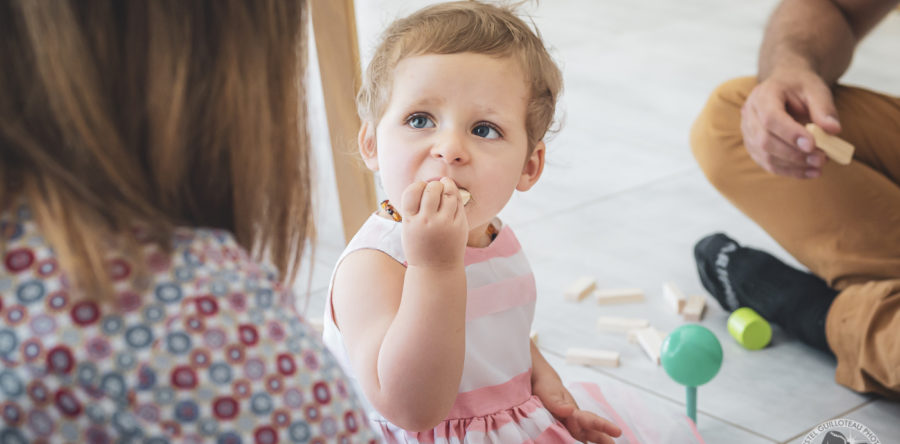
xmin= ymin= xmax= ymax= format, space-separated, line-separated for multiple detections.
xmin=694 ymin=233 xmax=837 ymax=354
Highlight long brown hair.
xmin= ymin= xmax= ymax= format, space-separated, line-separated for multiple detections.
xmin=0 ymin=0 xmax=312 ymax=296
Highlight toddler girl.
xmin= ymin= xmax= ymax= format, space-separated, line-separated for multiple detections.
xmin=324 ymin=2 xmax=706 ymax=443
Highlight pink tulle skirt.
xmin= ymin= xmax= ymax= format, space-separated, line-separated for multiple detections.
xmin=373 ymin=382 xmax=704 ymax=444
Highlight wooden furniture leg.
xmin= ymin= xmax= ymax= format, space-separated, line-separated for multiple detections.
xmin=311 ymin=0 xmax=376 ymax=242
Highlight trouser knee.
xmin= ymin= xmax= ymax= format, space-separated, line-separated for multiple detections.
xmin=690 ymin=76 xmax=758 ymax=192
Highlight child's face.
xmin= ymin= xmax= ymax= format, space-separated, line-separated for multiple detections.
xmin=360 ymin=52 xmax=544 ymax=234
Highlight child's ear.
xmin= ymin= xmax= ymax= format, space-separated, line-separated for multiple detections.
xmin=358 ymin=121 xmax=379 ymax=171
xmin=516 ymin=141 xmax=546 ymax=191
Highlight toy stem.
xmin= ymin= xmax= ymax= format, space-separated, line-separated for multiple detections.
xmin=686 ymin=386 xmax=697 ymax=424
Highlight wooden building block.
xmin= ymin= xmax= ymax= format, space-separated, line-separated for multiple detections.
xmin=565 ymin=348 xmax=620 ymax=367
xmin=597 ymin=316 xmax=650 ymax=333
xmin=631 ymin=327 xmax=665 ymax=365
xmin=683 ymin=295 xmax=707 ymax=322
xmin=627 ymin=329 xmax=639 ymax=344
xmin=805 ymin=123 xmax=855 ymax=165
xmin=564 ymin=277 xmax=597 ymax=302
xmin=663 ymin=282 xmax=687 ymax=314
xmin=593 ymin=288 xmax=644 ymax=305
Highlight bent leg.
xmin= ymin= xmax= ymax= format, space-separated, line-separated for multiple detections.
xmin=828 ymin=279 xmax=900 ymax=398
xmin=690 ymin=76 xmax=900 ymax=397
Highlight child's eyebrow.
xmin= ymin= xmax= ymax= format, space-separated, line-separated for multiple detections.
xmin=405 ymin=98 xmax=509 ymax=123
xmin=471 ymin=106 xmax=511 ymax=125
xmin=409 ymin=97 xmax=446 ymax=107
xmin=476 ymin=106 xmax=503 ymax=118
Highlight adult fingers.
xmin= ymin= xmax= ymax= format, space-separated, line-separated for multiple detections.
xmin=753 ymin=89 xmax=816 ymax=155
xmin=743 ymin=100 xmax=823 ymax=177
xmin=804 ymin=80 xmax=842 ymax=134
xmin=769 ymin=156 xmax=822 ymax=179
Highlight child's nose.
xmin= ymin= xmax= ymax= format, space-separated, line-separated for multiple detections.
xmin=431 ymin=132 xmax=470 ymax=164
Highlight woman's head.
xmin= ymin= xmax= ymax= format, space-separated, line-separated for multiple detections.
xmin=0 ymin=0 xmax=311 ymax=295
xmin=357 ymin=1 xmax=563 ymax=153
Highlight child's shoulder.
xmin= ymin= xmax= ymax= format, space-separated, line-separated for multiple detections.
xmin=340 ymin=213 xmax=406 ymax=266
xmin=329 ymin=217 xmax=407 ymax=330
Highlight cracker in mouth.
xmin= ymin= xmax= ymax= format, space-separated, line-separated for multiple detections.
xmin=459 ymin=189 xmax=472 ymax=205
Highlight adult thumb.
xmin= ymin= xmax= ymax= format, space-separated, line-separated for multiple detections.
xmin=805 ymin=82 xmax=841 ymax=134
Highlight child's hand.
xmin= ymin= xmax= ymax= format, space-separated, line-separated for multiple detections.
xmin=399 ymin=177 xmax=469 ymax=268
xmin=533 ymin=377 xmax=622 ymax=444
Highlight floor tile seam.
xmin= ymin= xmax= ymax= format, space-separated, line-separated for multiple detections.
xmin=515 ymin=166 xmax=699 ymax=230
xmin=541 ymin=346 xmax=781 ymax=443
xmin=776 ymin=399 xmax=877 ymax=444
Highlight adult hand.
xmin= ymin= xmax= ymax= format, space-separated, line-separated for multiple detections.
xmin=740 ymin=67 xmax=842 ymax=179
xmin=399 ymin=177 xmax=469 ymax=269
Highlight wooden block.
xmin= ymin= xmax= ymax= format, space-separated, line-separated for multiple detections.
xmin=632 ymin=327 xmax=665 ymax=365
xmin=805 ymin=123 xmax=854 ymax=165
xmin=597 ymin=316 xmax=650 ymax=333
xmin=683 ymin=295 xmax=707 ymax=322
xmin=529 ymin=330 xmax=539 ymax=345
xmin=593 ymin=288 xmax=644 ymax=305
xmin=564 ymin=277 xmax=597 ymax=302
xmin=627 ymin=329 xmax=639 ymax=344
xmin=565 ymin=348 xmax=620 ymax=367
xmin=663 ymin=282 xmax=687 ymax=314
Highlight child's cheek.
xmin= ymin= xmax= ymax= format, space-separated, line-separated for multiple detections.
xmin=379 ymin=156 xmax=414 ymax=204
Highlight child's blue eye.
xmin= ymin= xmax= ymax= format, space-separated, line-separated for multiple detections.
xmin=472 ymin=124 xmax=500 ymax=139
xmin=407 ymin=115 xmax=435 ymax=129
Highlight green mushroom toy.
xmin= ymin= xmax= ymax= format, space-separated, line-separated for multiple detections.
xmin=660 ymin=324 xmax=723 ymax=424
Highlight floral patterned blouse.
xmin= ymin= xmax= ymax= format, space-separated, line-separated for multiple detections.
xmin=0 ymin=202 xmax=378 ymax=444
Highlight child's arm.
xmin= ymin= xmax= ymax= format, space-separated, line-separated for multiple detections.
xmin=530 ymin=341 xmax=623 ymax=443
xmin=332 ymin=179 xmax=469 ymax=431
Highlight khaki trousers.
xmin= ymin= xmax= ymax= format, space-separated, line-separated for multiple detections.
xmin=690 ymin=76 xmax=900 ymax=398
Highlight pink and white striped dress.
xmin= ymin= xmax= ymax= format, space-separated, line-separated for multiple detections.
xmin=323 ymin=214 xmax=576 ymax=443
xmin=323 ymin=214 xmax=708 ymax=444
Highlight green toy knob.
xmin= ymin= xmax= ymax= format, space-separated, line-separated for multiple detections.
xmin=728 ymin=307 xmax=772 ymax=350
xmin=660 ymin=324 xmax=723 ymax=424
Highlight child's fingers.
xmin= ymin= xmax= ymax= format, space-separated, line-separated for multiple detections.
xmin=581 ymin=432 xmax=617 ymax=444
xmin=399 ymin=181 xmax=427 ymax=217
xmin=439 ymin=177 xmax=459 ymax=196
xmin=419 ymin=180 xmax=444 ymax=214
xmin=438 ymin=177 xmax=460 ymax=215
xmin=544 ymin=398 xmax=576 ymax=419
xmin=577 ymin=411 xmax=622 ymax=438
xmin=564 ymin=419 xmax=585 ymax=442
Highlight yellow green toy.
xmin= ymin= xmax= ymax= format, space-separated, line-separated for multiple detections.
xmin=728 ymin=307 xmax=772 ymax=350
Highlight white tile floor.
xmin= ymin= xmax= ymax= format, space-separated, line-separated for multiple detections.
xmin=301 ymin=1 xmax=900 ymax=443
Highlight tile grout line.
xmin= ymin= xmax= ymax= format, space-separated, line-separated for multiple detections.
xmin=776 ymin=399 xmax=877 ymax=444
xmin=516 ymin=166 xmax=700 ymax=230
xmin=541 ymin=347 xmax=780 ymax=443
